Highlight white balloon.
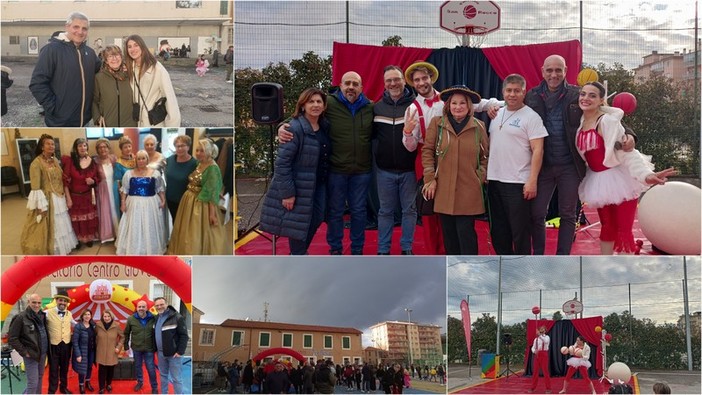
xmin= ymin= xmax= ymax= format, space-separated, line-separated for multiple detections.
xmin=639 ymin=182 xmax=701 ymax=255
xmin=608 ymin=362 xmax=631 ymax=384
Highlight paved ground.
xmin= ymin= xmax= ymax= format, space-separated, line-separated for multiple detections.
xmin=197 ymin=380 xmax=446 ymax=394
xmin=1 ymin=56 xmax=233 ymax=127
xmin=235 ymin=176 xmax=268 ymax=240
xmin=447 ymin=364 xmax=701 ymax=394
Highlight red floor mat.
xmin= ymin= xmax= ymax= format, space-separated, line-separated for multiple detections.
xmin=451 ymin=373 xmax=637 ymax=394
xmin=237 ymin=206 xmax=660 ymax=256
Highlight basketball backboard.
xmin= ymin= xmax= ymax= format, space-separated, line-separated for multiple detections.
xmin=440 ymin=1 xmax=501 ymax=35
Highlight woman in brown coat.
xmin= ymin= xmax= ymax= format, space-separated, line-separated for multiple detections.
xmin=421 ymin=85 xmax=489 ymax=255
xmin=95 ymin=309 xmax=124 ymax=394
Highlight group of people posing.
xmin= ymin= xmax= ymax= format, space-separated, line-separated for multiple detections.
xmin=7 ymin=292 xmax=188 ymax=394
xmin=29 ymin=11 xmax=180 ymax=127
xmin=20 ymin=133 xmax=228 ymax=255
xmin=261 ymin=55 xmax=676 ymax=256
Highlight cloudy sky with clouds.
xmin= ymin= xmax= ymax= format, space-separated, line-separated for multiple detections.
xmin=447 ymin=255 xmax=702 ymax=326
xmin=235 ymin=1 xmax=699 ymax=70
xmin=194 ymin=256 xmax=447 ymax=346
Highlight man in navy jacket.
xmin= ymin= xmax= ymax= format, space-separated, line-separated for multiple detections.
xmin=29 ymin=11 xmax=100 ymax=126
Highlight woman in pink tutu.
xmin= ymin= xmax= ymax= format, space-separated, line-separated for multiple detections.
xmin=559 ymin=336 xmax=595 ymax=394
xmin=576 ymin=81 xmax=676 ymax=254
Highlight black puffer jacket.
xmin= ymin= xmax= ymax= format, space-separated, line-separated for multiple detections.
xmin=29 ymin=34 xmax=100 ymax=126
xmin=260 ymin=115 xmax=331 ymax=241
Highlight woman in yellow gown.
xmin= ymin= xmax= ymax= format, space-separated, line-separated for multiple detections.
xmin=167 ymin=138 xmax=226 ymax=255
xmin=20 ymin=134 xmax=78 ymax=254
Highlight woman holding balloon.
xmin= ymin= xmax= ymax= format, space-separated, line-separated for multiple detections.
xmin=575 ymin=81 xmax=677 ymax=254
xmin=558 ymin=336 xmax=595 ymax=394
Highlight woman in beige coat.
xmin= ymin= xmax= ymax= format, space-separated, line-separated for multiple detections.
xmin=95 ymin=309 xmax=124 ymax=394
xmin=125 ymin=34 xmax=181 ymax=127
xmin=421 ymin=85 xmax=489 ymax=255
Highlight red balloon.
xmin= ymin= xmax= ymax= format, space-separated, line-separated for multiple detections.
xmin=532 ymin=306 xmax=541 ymax=315
xmin=612 ymin=92 xmax=637 ymax=115
xmin=605 ymin=333 xmax=613 ymax=342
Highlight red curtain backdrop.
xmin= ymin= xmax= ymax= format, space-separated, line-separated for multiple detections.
xmin=331 ymin=42 xmax=433 ymax=102
xmin=525 ymin=316 xmax=604 ymax=375
xmin=482 ymin=40 xmax=582 ymax=91
xmin=331 ymin=40 xmax=582 ymax=101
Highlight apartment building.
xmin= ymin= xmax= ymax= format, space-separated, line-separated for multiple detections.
xmin=369 ymin=321 xmax=443 ymax=366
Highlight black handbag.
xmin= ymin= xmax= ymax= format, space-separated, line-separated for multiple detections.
xmin=134 ymin=79 xmax=168 ymax=125
xmin=147 ymin=97 xmax=168 ymax=125
xmin=416 ymin=180 xmax=435 ymax=216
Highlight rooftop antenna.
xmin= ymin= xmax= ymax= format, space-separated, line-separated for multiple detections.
xmin=264 ymin=302 xmax=269 ymax=322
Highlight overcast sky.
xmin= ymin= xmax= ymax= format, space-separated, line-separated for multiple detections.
xmin=194 ymin=256 xmax=447 ymax=346
xmin=447 ymin=255 xmax=702 ymax=326
xmin=235 ymin=1 xmax=699 ymax=70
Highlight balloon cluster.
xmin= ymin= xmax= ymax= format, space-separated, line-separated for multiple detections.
xmin=576 ymin=69 xmax=637 ymax=115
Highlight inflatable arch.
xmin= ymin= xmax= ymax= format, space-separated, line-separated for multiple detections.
xmin=253 ymin=347 xmax=307 ymax=363
xmin=1 ymin=256 xmax=191 ymax=323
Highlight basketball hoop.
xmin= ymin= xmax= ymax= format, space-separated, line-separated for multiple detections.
xmin=562 ymin=299 xmax=583 ymax=319
xmin=453 ymin=25 xmax=488 ymax=47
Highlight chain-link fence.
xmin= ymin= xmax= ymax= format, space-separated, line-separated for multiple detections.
xmin=235 ymin=1 xmax=699 ymax=71
xmin=234 ymin=1 xmax=701 ymax=179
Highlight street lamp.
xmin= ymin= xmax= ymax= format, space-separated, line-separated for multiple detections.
xmin=404 ymin=308 xmax=412 ymax=323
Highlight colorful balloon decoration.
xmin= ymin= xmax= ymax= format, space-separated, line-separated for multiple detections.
xmin=1 ymin=256 xmax=191 ymax=324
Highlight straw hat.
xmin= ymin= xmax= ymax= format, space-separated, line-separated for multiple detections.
xmin=439 ymin=85 xmax=481 ymax=104
xmin=404 ymin=61 xmax=439 ymax=84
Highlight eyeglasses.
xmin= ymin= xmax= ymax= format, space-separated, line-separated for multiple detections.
xmin=175 ymin=144 xmax=188 ymax=149
xmin=106 ymin=54 xmax=121 ymax=59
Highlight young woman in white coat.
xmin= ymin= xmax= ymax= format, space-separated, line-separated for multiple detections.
xmin=125 ymin=34 xmax=181 ymax=127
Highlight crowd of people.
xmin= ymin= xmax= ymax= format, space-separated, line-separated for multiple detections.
xmin=19 ymin=133 xmax=228 ymax=255
xmin=7 ymin=292 xmax=189 ymax=394
xmin=261 ymin=55 xmax=676 ymax=256
xmin=214 ymin=359 xmax=446 ymax=394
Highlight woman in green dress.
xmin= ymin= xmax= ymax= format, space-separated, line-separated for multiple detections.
xmin=167 ymin=138 xmax=226 ymax=255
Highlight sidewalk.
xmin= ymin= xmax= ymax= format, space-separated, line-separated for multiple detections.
xmin=1 ymin=56 xmax=233 ymax=127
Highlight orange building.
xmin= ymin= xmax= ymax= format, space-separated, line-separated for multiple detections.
xmin=193 ymin=318 xmax=364 ymax=366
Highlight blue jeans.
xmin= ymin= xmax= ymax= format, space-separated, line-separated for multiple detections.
xmin=134 ymin=350 xmax=158 ymax=391
xmin=157 ymin=351 xmax=183 ymax=394
xmin=530 ymin=164 xmax=580 ymax=255
xmin=326 ymin=171 xmax=371 ymax=253
xmin=23 ymin=354 xmax=46 ymax=394
xmin=376 ymin=168 xmax=416 ymax=253
xmin=289 ymin=183 xmax=327 ymax=255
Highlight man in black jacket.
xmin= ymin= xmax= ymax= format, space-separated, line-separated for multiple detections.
xmin=525 ymin=54 xmax=635 ymax=255
xmin=29 ymin=11 xmax=100 ymax=126
xmin=374 ymin=65 xmax=417 ymax=255
xmin=153 ymin=297 xmax=189 ymax=394
xmin=8 ymin=293 xmax=49 ymax=394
